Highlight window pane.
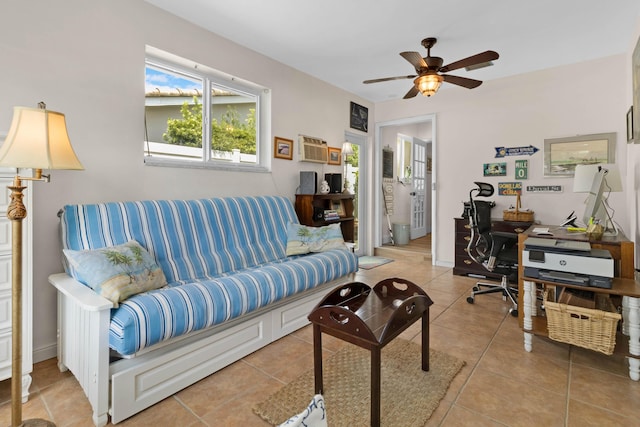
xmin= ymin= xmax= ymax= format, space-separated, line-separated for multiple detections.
xmin=209 ymin=82 xmax=257 ymax=164
xmin=145 ymin=65 xmax=203 ymax=161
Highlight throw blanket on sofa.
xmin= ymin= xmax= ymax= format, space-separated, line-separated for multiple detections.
xmin=59 ymin=196 xmax=358 ymax=355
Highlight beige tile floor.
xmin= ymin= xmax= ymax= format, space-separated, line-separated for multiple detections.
xmin=1 ymin=256 xmax=640 ymax=426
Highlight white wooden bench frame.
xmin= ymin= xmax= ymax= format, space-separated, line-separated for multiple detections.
xmin=49 ymin=272 xmax=353 ymax=426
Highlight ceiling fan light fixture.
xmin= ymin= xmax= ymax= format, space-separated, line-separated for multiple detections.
xmin=414 ymin=74 xmax=443 ymax=97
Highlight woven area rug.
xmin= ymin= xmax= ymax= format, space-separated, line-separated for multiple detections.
xmin=253 ymin=339 xmax=465 ymax=427
xmin=358 ymin=256 xmax=394 ymax=270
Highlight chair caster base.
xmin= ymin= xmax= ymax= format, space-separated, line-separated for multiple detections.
xmin=467 ymin=296 xmax=474 ymax=304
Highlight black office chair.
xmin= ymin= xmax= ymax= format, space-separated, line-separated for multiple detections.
xmin=465 ymin=182 xmax=519 ymax=317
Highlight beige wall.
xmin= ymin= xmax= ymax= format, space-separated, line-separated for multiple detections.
xmin=0 ymin=0 xmax=372 ymax=361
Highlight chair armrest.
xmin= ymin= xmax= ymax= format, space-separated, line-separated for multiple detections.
xmin=49 ymin=273 xmax=114 ymax=312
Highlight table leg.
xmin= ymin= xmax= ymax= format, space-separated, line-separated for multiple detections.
xmin=422 ymin=310 xmax=429 ymax=371
xmin=371 ymin=347 xmax=381 ymax=427
xmin=623 ymin=296 xmax=640 ymax=381
xmin=313 ymin=324 xmax=324 ymax=393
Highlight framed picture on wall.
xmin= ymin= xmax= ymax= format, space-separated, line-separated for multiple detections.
xmin=328 ymin=147 xmax=341 ymax=165
xmin=628 ymin=106 xmax=634 ymax=143
xmin=633 ymin=35 xmax=640 ymax=143
xmin=274 ymin=137 xmax=293 ymax=160
xmin=350 ymin=102 xmax=368 ymax=132
xmin=543 ymin=133 xmax=616 ymax=177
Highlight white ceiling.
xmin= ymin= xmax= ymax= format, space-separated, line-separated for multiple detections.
xmin=145 ymin=0 xmax=640 ymax=103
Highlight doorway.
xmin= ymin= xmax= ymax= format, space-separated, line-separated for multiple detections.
xmin=344 ymin=131 xmax=367 ymax=256
xmin=373 ymin=115 xmax=436 ymax=262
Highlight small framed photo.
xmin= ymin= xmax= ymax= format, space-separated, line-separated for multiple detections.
xmin=627 ymin=106 xmax=634 ymax=143
xmin=331 ymin=200 xmax=345 ymax=217
xmin=274 ymin=137 xmax=293 ymax=160
xmin=328 ymin=147 xmax=341 ymax=165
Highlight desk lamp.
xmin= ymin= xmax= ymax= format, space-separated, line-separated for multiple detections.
xmin=0 ymin=103 xmax=84 ymax=427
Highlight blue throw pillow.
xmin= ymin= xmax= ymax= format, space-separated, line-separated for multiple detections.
xmin=286 ymin=222 xmax=347 ymax=256
xmin=63 ymin=241 xmax=167 ymax=305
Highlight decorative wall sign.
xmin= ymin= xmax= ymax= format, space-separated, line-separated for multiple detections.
xmin=494 ymin=145 xmax=539 ymax=158
xmin=515 ymin=160 xmax=528 ymax=180
xmin=350 ymin=102 xmax=368 ymax=132
xmin=483 ymin=162 xmax=506 ymax=176
xmin=498 ymin=182 xmax=522 ymax=195
xmin=526 ymin=185 xmax=563 ymax=193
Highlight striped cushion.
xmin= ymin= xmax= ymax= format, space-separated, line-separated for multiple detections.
xmin=59 ymin=196 xmax=358 ymax=355
xmin=110 ymin=249 xmax=357 ymax=355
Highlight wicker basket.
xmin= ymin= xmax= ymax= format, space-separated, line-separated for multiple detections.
xmin=544 ymin=292 xmax=621 ymax=355
xmin=503 ymin=194 xmax=534 ymax=222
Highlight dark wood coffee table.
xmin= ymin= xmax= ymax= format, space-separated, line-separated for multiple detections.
xmin=308 ymin=277 xmax=433 ymax=427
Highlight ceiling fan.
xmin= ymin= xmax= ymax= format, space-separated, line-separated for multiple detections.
xmin=363 ymin=37 xmax=499 ymax=99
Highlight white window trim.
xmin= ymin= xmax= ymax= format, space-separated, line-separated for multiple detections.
xmin=144 ymin=46 xmax=271 ymax=173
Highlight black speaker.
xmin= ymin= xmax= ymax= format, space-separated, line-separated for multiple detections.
xmin=324 ymin=173 xmax=342 ymax=193
xmin=313 ymin=207 xmax=325 ymax=221
xmin=299 ymin=171 xmax=317 ymax=194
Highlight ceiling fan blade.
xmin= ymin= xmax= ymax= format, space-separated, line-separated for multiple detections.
xmin=442 ymin=74 xmax=483 ymax=89
xmin=439 ymin=50 xmax=499 ymax=73
xmin=403 ymin=86 xmax=419 ymax=99
xmin=363 ymin=75 xmax=416 ymax=84
xmin=400 ymin=51 xmax=427 ymax=70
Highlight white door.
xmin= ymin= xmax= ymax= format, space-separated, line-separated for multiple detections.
xmin=410 ymin=138 xmax=427 ymax=239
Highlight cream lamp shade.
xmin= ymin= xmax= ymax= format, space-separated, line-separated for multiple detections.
xmin=0 ymin=106 xmax=84 ymax=170
xmin=342 ymin=142 xmax=354 ymax=156
xmin=414 ymin=74 xmax=443 ymax=97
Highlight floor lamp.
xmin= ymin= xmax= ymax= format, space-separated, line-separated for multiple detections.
xmin=0 ymin=103 xmax=84 ymax=427
xmin=341 ymin=142 xmax=354 ymax=194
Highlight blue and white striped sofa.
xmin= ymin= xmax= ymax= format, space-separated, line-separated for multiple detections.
xmin=49 ymin=195 xmax=358 ymax=426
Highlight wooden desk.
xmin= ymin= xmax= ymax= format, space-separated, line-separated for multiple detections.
xmin=517 ymin=225 xmax=640 ymax=380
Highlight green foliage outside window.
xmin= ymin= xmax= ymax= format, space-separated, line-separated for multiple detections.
xmin=163 ymin=97 xmax=256 ymax=154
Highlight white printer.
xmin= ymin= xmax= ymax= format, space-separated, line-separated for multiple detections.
xmin=522 ymin=237 xmax=614 ymax=288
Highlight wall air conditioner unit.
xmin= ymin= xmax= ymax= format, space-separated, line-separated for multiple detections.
xmin=299 ymin=135 xmax=328 ymax=163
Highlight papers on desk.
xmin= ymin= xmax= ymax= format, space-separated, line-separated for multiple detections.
xmin=532 ymin=227 xmax=554 ymax=236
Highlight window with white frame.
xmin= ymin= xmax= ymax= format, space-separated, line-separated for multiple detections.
xmin=144 ymin=48 xmax=270 ymax=171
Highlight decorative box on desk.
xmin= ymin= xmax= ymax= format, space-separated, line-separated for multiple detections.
xmin=453 ymin=217 xmax=532 ymax=280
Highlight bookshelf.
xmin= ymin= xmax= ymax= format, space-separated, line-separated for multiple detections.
xmin=294 ymin=194 xmax=355 ymax=242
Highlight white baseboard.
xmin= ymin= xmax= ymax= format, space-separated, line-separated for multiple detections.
xmin=435 ymin=260 xmax=454 ymax=268
xmin=33 ymin=343 xmax=57 ymax=364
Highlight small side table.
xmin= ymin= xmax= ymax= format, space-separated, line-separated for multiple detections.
xmin=308 ymin=278 xmax=433 ymax=427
